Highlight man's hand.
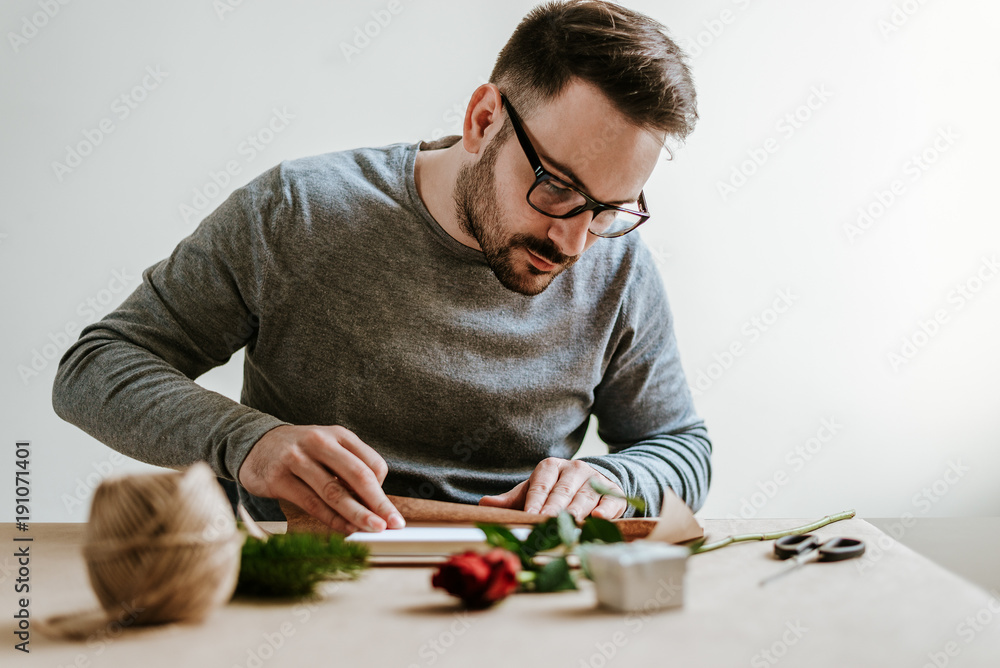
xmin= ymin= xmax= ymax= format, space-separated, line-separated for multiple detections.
xmin=238 ymin=424 xmax=405 ymax=535
xmin=478 ymin=457 xmax=627 ymax=522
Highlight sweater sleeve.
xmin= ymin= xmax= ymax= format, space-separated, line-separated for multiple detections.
xmin=576 ymin=242 xmax=712 ymax=518
xmin=51 ymin=165 xmax=291 ymax=481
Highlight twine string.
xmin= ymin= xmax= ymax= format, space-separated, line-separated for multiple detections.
xmin=38 ymin=462 xmax=243 ymax=640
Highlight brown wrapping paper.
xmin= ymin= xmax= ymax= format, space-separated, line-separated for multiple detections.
xmin=279 ymin=488 xmax=703 ymax=543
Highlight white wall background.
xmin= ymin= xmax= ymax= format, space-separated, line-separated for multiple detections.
xmin=1 ymin=0 xmax=997 ymax=522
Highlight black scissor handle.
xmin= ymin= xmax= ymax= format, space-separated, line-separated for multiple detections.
xmin=774 ymin=534 xmax=821 ymax=560
xmin=816 ymin=537 xmax=866 ymax=562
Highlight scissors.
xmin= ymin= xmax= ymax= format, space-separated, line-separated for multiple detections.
xmin=759 ymin=533 xmax=866 ymax=586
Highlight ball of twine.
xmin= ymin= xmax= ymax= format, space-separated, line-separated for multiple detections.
xmin=40 ymin=462 xmax=243 ymax=639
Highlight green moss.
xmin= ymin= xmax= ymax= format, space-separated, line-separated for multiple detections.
xmin=235 ymin=531 xmax=370 ymax=598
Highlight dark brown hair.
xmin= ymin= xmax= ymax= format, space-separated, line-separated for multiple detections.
xmin=490 ymin=0 xmax=698 ymax=142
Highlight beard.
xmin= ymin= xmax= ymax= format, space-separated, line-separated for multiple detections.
xmin=452 ymin=133 xmax=578 ymax=296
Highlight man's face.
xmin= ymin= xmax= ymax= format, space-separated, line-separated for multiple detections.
xmin=453 ymin=80 xmax=664 ymax=296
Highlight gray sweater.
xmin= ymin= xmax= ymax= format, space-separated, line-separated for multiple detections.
xmin=52 ymin=139 xmax=711 ymax=520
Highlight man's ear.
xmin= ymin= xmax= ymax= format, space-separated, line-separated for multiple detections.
xmin=462 ymin=83 xmax=504 ymax=156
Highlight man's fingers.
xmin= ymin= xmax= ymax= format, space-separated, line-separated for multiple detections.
xmin=522 ymin=458 xmax=564 ymax=515
xmin=287 ymin=445 xmax=390 ymax=532
xmin=564 ymin=477 xmax=606 ymax=522
xmin=282 ymin=475 xmax=359 ymax=535
xmin=534 ymin=460 xmax=598 ymax=517
xmin=479 ymin=480 xmax=528 ymax=508
xmin=334 ymin=426 xmax=390 ymax=485
xmin=303 ymin=429 xmax=404 ymax=530
xmin=590 ymin=492 xmax=628 ymax=520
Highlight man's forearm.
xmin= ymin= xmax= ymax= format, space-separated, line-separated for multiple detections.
xmin=53 ymin=168 xmax=292 ymax=481
xmin=52 ymin=324 xmax=288 ymax=480
xmin=577 ymin=424 xmax=712 ymax=518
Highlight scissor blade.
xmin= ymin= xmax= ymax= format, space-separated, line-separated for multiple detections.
xmin=759 ymin=550 xmax=815 ymax=586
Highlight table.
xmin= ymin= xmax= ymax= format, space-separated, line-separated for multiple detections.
xmin=4 ymin=518 xmax=999 ymax=667
xmin=867 ymin=517 xmax=1000 ymax=594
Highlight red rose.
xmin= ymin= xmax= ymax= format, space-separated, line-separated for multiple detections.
xmin=432 ymin=548 xmax=521 ymax=609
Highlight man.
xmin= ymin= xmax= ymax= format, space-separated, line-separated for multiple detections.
xmin=52 ymin=0 xmax=711 ymax=535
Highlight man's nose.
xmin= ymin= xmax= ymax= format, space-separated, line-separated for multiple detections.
xmin=546 ymin=212 xmax=591 ymax=258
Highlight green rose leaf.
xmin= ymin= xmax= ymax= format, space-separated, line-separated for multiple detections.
xmin=476 ymin=523 xmax=522 ymax=554
xmin=580 ymin=516 xmax=624 ymax=544
xmin=534 ymin=557 xmax=577 ymax=593
xmin=522 ymin=517 xmax=563 ymax=559
xmin=557 ymin=511 xmax=581 ymax=547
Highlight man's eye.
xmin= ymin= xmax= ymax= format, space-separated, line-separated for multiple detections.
xmin=542 ymin=181 xmax=574 ymax=197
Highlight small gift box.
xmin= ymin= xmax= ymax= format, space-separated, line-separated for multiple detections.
xmin=580 ymin=541 xmax=689 ymax=612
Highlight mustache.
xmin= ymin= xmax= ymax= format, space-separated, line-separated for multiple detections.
xmin=511 ymin=233 xmax=576 ymax=266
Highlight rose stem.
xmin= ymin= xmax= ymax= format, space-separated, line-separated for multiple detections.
xmin=692 ymin=509 xmax=856 ymax=554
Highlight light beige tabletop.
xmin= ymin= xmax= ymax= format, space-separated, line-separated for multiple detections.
xmin=3 ymin=518 xmax=999 ymax=667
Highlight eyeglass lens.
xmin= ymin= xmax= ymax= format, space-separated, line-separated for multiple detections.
xmin=528 ymin=179 xmax=642 ymax=236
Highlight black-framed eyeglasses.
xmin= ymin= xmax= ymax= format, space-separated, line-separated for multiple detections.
xmin=500 ymin=93 xmax=650 ymax=239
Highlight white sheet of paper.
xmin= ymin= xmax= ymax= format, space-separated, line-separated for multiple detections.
xmin=345 ymin=526 xmax=532 ymax=556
